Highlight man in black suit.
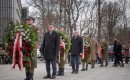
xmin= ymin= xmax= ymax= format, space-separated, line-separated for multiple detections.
xmin=71 ymin=31 xmax=83 ymax=74
xmin=42 ymin=25 xmax=60 ymax=79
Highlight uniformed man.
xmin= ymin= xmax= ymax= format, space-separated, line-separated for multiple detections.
xmin=100 ymin=38 xmax=108 ymax=67
xmin=57 ymin=25 xmax=70 ymax=76
xmin=91 ymin=38 xmax=98 ymax=68
xmin=24 ymin=16 xmax=38 ymax=80
xmin=81 ymin=34 xmax=92 ymax=71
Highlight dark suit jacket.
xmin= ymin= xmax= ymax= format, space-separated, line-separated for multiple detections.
xmin=113 ymin=40 xmax=117 ymax=52
xmin=71 ymin=36 xmax=83 ymax=56
xmin=42 ymin=31 xmax=60 ymax=60
xmin=115 ymin=44 xmax=122 ymax=54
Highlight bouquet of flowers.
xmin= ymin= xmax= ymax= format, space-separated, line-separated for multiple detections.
xmin=58 ymin=32 xmax=71 ymax=54
xmin=84 ymin=40 xmax=91 ymax=47
xmin=4 ymin=22 xmax=37 ymax=70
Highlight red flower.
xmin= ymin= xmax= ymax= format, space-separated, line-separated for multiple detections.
xmin=27 ymin=61 xmax=30 ymax=64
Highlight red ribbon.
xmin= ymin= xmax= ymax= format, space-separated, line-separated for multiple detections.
xmin=12 ymin=32 xmax=23 ymax=71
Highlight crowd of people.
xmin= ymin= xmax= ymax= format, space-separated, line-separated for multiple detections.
xmin=2 ymin=16 xmax=129 ymax=80
xmin=41 ymin=24 xmax=129 ymax=80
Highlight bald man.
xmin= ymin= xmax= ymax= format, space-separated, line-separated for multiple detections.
xmin=71 ymin=31 xmax=83 ymax=74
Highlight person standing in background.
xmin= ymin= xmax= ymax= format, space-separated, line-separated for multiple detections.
xmin=71 ymin=31 xmax=83 ymax=74
xmin=91 ymin=38 xmax=98 ymax=68
xmin=81 ymin=34 xmax=92 ymax=71
xmin=115 ymin=40 xmax=124 ymax=67
xmin=113 ymin=38 xmax=120 ymax=67
xmin=124 ymin=42 xmax=129 ymax=64
xmin=100 ymin=39 xmax=108 ymax=67
xmin=57 ymin=25 xmax=70 ymax=76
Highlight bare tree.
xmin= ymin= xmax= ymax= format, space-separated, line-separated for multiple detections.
xmin=101 ymin=1 xmax=124 ymax=44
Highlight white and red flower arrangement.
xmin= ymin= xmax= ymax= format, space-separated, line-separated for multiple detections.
xmin=4 ymin=23 xmax=37 ymax=71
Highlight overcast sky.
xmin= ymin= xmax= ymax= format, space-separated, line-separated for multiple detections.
xmin=21 ymin=0 xmax=130 ymax=16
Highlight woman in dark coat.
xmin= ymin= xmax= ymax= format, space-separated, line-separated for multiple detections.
xmin=115 ymin=40 xmax=124 ymax=67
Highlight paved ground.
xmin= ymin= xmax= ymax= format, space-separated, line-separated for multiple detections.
xmin=0 ymin=60 xmax=130 ymax=80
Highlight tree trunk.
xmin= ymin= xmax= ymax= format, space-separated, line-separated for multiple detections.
xmin=97 ymin=0 xmax=101 ymax=41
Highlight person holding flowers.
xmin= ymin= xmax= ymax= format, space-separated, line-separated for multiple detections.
xmin=81 ymin=33 xmax=92 ymax=71
xmin=100 ymin=38 xmax=108 ymax=67
xmin=24 ymin=16 xmax=38 ymax=80
xmin=4 ymin=16 xmax=38 ymax=80
xmin=57 ymin=25 xmax=71 ymax=76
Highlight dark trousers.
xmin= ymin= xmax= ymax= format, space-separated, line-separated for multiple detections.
xmin=114 ymin=53 xmax=123 ymax=65
xmin=71 ymin=55 xmax=80 ymax=71
xmin=45 ymin=59 xmax=56 ymax=75
xmin=117 ymin=53 xmax=124 ymax=65
xmin=114 ymin=53 xmax=120 ymax=65
xmin=68 ymin=54 xmax=71 ymax=64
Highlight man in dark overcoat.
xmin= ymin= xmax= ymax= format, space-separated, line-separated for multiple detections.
xmin=42 ymin=25 xmax=60 ymax=79
xmin=71 ymin=31 xmax=83 ymax=74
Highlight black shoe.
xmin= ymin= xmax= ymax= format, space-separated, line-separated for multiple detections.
xmin=71 ymin=71 xmax=75 ymax=74
xmin=24 ymin=72 xmax=29 ymax=80
xmin=43 ymin=74 xmax=51 ymax=79
xmin=86 ymin=66 xmax=88 ymax=71
xmin=105 ymin=64 xmax=108 ymax=67
xmin=59 ymin=71 xmax=64 ymax=76
xmin=57 ymin=68 xmax=61 ymax=73
xmin=100 ymin=64 xmax=103 ymax=67
xmin=50 ymin=75 xmax=56 ymax=79
xmin=91 ymin=66 xmax=94 ymax=69
xmin=75 ymin=71 xmax=78 ymax=74
xmin=81 ymin=68 xmax=85 ymax=71
xmin=57 ymin=71 xmax=61 ymax=76
xmin=120 ymin=65 xmax=124 ymax=67
xmin=112 ymin=64 xmax=117 ymax=67
xmin=29 ymin=73 xmax=33 ymax=80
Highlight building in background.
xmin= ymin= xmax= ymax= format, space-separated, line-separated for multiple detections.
xmin=21 ymin=7 xmax=29 ymax=23
xmin=0 ymin=0 xmax=22 ymax=43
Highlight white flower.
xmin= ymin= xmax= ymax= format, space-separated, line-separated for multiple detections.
xmin=26 ymin=36 xmax=29 ymax=39
xmin=20 ymin=29 xmax=24 ymax=32
xmin=29 ymin=39 xmax=31 ymax=41
xmin=20 ymin=25 xmax=23 ymax=28
xmin=25 ymin=31 xmax=27 ymax=34
xmin=23 ymin=33 xmax=26 ymax=36
xmin=21 ymin=32 xmax=24 ymax=35
xmin=23 ymin=38 xmax=26 ymax=40
xmin=27 ymin=29 xmax=30 ymax=32
xmin=12 ymin=36 xmax=14 ymax=39
xmin=15 ymin=26 xmax=18 ymax=29
xmin=27 ymin=33 xmax=30 ymax=36
xmin=17 ymin=29 xmax=20 ymax=31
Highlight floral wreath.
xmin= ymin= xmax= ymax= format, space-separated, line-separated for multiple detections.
xmin=58 ymin=31 xmax=71 ymax=54
xmin=84 ymin=38 xmax=91 ymax=51
xmin=4 ymin=22 xmax=37 ymax=70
